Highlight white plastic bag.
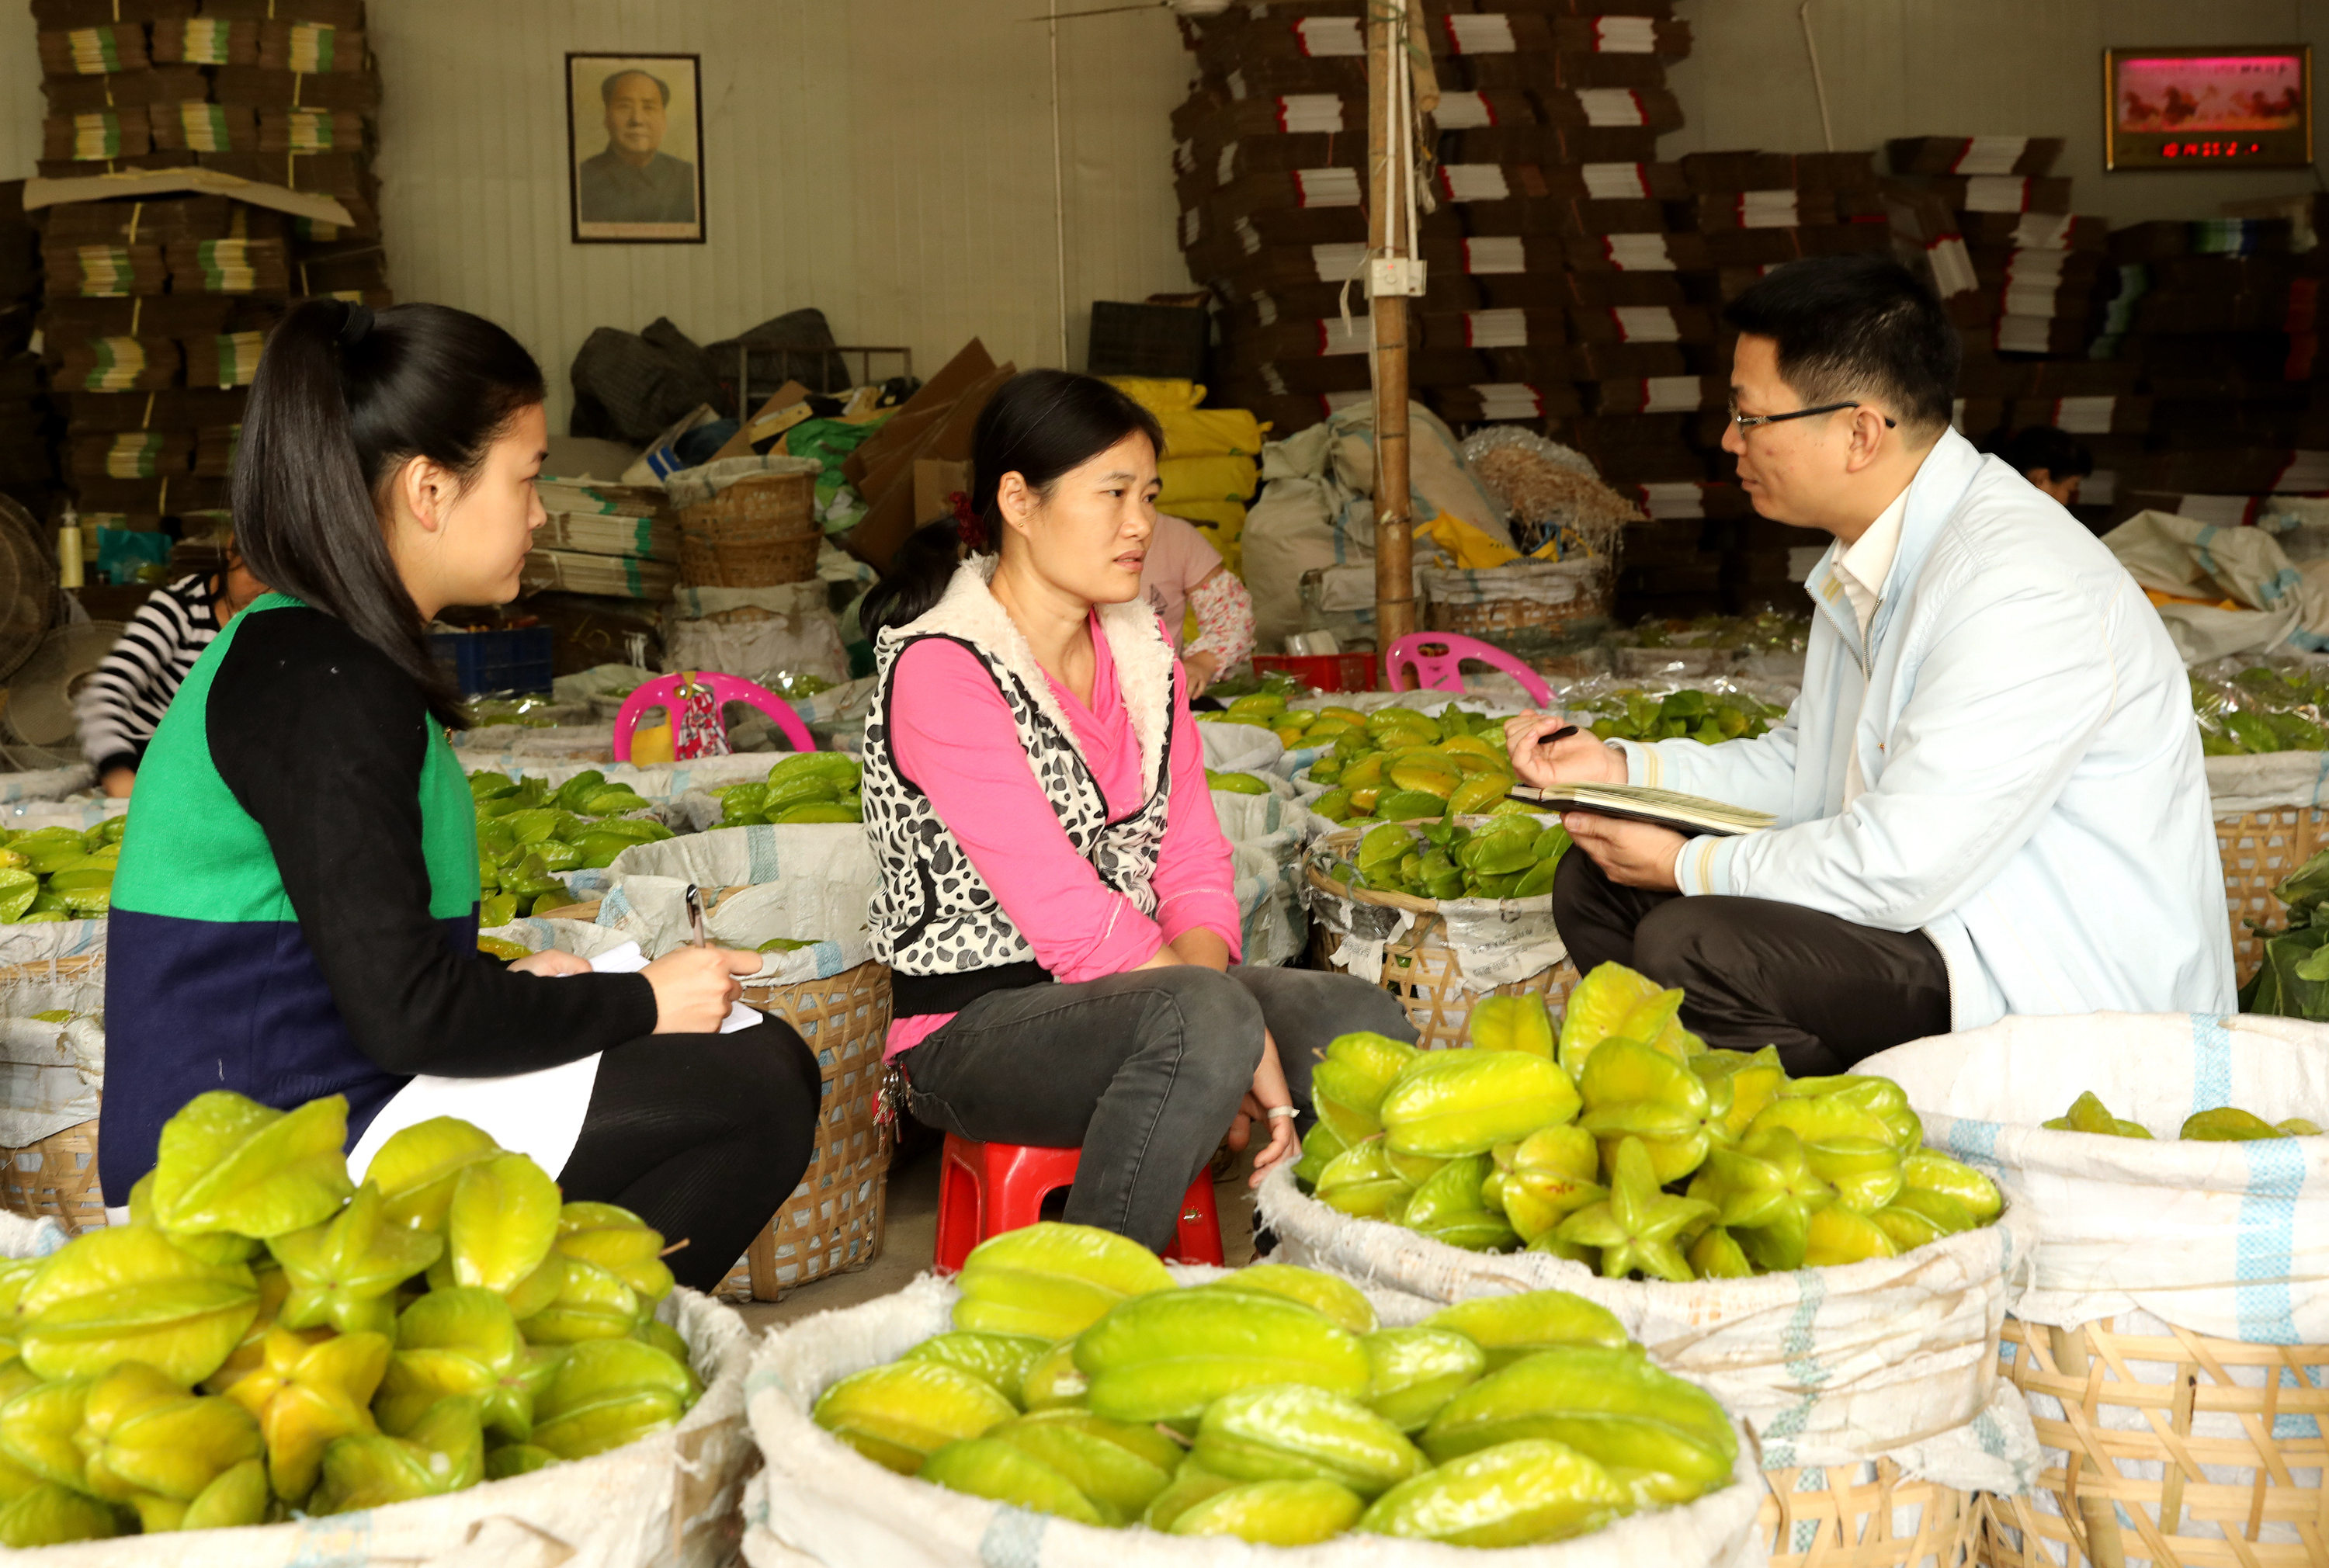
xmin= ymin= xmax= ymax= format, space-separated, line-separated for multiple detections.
xmin=1256 ymin=1165 xmax=2040 ymax=1493
xmin=740 ymin=1269 xmax=1767 ymax=1568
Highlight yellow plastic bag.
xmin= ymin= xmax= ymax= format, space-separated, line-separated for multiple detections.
xmin=1414 ymin=508 xmax=1520 ymax=571
xmin=1158 ymin=456 xmax=1259 ymax=507
xmin=1106 ymin=376 xmax=1206 ymax=414
xmin=1159 ymin=407 xmax=1267 ymax=460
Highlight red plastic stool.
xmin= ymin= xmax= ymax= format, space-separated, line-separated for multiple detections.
xmin=932 ymin=1134 xmax=1226 ymax=1273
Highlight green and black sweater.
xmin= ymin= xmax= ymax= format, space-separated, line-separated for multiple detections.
xmin=100 ymin=593 xmax=658 ymax=1198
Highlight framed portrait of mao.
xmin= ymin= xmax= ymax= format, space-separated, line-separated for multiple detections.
xmin=567 ymin=53 xmax=706 ymax=243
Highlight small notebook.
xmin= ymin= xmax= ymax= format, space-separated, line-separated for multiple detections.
xmin=1506 ymin=782 xmax=1774 ymax=838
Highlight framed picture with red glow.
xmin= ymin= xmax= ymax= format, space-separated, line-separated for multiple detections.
xmin=2105 ymin=46 xmax=2313 ymax=170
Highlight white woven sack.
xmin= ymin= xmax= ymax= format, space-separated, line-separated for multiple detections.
xmin=447 ymin=723 xmax=619 ymax=764
xmin=0 ymin=916 xmax=109 ymax=974
xmin=738 ymin=1269 xmax=1766 ymax=1568
xmin=0 ymin=1227 xmax=757 ymax=1568
xmin=1255 ymin=1164 xmax=2039 ymax=1493
xmin=0 ymin=962 xmax=106 ymax=1147
xmin=1859 ymin=1011 xmax=2329 ymax=1343
xmin=2205 ymin=751 xmax=2329 ymax=813
xmin=585 ymin=823 xmax=875 ymax=983
xmin=453 ymin=752 xmax=775 ymax=800
xmin=1199 ymin=720 xmax=1286 ymax=775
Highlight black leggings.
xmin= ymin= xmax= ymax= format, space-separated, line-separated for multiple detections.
xmin=557 ymin=1017 xmax=821 ymax=1293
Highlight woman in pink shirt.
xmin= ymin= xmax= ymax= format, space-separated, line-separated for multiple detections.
xmin=858 ymin=371 xmax=1414 ymax=1250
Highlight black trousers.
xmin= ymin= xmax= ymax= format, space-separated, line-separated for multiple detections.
xmin=559 ymin=1018 xmax=822 ymax=1294
xmin=1552 ymin=848 xmax=1952 ymax=1076
xmin=899 ymin=966 xmax=1416 ymax=1250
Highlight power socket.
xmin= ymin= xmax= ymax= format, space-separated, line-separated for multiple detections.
xmin=1369 ymin=257 xmax=1428 ymax=297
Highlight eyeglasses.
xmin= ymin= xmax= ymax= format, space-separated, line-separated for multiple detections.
xmin=1727 ymin=401 xmax=1898 ymax=432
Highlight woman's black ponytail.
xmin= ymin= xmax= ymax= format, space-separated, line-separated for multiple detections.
xmin=859 ymin=369 xmax=1164 ymax=641
xmin=231 ymin=298 xmax=546 ymax=726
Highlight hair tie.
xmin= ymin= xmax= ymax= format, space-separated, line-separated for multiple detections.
xmin=337 ymin=300 xmax=374 ymax=348
xmin=949 ymin=491 xmax=989 ymax=552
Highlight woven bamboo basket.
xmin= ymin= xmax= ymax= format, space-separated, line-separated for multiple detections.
xmin=1759 ymin=1461 xmax=1977 ymax=1568
xmin=0 ymin=1119 xmax=106 ymax=1235
xmin=1980 ymin=1315 xmax=2329 ymax=1567
xmin=677 ymin=472 xmax=819 ymax=589
xmin=1303 ymin=821 xmax=1578 ymax=1049
xmin=1421 ymin=558 xmax=1615 ymax=651
xmin=715 ymin=959 xmax=893 ymax=1303
xmin=2215 ymin=807 xmax=2329 ymax=983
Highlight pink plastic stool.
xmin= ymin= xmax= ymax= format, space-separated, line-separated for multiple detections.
xmin=933 ymin=1134 xmax=1226 ymax=1273
xmin=610 ymin=671 xmax=817 ymax=761
xmin=1384 ymin=633 xmax=1557 ymax=709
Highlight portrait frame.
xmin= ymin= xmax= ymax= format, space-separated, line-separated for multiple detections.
xmin=2104 ymin=45 xmax=2313 ymax=171
xmin=567 ymin=51 xmax=706 ymax=244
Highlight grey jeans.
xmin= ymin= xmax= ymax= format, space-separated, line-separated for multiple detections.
xmin=899 ymin=965 xmax=1416 ymax=1249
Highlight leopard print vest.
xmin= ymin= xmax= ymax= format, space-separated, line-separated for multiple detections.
xmin=863 ymin=557 xmax=1176 ymax=1017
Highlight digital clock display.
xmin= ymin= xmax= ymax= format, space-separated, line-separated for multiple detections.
xmin=2105 ymin=47 xmax=2313 ymax=171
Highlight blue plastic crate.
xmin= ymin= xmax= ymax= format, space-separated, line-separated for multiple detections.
xmin=429 ymin=626 xmax=555 ymax=697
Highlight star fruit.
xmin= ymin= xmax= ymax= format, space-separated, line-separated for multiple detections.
xmin=363 ymin=1115 xmax=505 ymax=1232
xmin=1577 ymin=1039 xmax=1713 ymax=1183
xmin=308 ymin=1394 xmax=484 ymax=1514
xmin=145 ymin=1091 xmax=354 ymax=1244
xmin=16 ymin=1226 xmax=260 ymax=1386
xmin=1688 ymin=1126 xmax=1835 ymax=1274
xmin=269 ymin=1182 xmax=444 ymax=1337
xmin=1551 ymin=1138 xmax=1717 ymax=1283
xmin=2043 ymin=1091 xmax=2151 ymax=1140
xmin=73 ymin=1360 xmax=263 ymax=1529
xmin=218 ymin=1325 xmax=390 ymax=1502
xmin=379 ymin=1286 xmax=561 ymax=1445
xmin=551 ymin=1203 xmax=675 ymax=1304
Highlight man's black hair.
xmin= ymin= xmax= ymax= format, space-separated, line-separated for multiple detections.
xmin=1723 ymin=255 xmax=1960 ymax=437
xmin=1997 ymin=425 xmax=2094 ymax=480
xmin=601 ymin=68 xmax=672 ymax=107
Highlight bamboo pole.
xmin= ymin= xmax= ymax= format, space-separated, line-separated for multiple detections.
xmin=1368 ymin=0 xmax=1415 ymax=647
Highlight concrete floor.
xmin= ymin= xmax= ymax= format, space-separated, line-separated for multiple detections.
xmin=736 ymin=1138 xmax=1262 ymax=1332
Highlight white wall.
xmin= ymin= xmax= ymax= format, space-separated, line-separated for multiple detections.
xmin=1 ymin=1 xmax=1201 ymax=432
xmin=1665 ymin=0 xmax=2327 ymax=223
xmin=370 ymin=0 xmax=1198 ymax=431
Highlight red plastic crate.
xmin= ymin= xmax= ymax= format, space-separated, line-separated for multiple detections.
xmin=1252 ymin=652 xmax=1378 ymax=693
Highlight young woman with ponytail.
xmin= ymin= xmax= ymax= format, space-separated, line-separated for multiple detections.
xmin=861 ymin=369 xmax=1414 ymax=1251
xmin=99 ymin=300 xmax=821 ymax=1289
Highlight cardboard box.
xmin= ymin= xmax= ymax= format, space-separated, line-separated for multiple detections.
xmin=712 ymin=380 xmax=811 ymax=463
xmin=913 ymin=459 xmax=972 ymax=530
xmin=841 ymin=338 xmax=995 ymax=491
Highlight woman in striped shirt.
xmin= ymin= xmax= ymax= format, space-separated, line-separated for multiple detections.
xmin=74 ymin=546 xmax=267 ymax=797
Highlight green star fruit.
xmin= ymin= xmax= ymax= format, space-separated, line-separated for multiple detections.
xmin=517 ymin=1258 xmax=645 ymax=1345
xmin=0 ymin=1377 xmax=91 ymax=1491
xmin=1312 ymin=1032 xmax=1421 ymax=1143
xmin=269 ymin=1182 xmax=444 ymax=1336
xmin=1687 ymin=1226 xmax=1754 ymax=1280
xmin=532 ymin=1338 xmax=700 ymax=1461
xmin=146 ymin=1091 xmax=353 ymax=1241
xmin=1576 ymin=1040 xmax=1712 ymax=1184
xmin=150 ymin=1454 xmax=269 ymax=1531
xmin=552 ymin=1202 xmax=675 ymax=1303
xmin=1688 ymin=1126 xmax=1834 ymax=1274
xmin=1378 ymin=1052 xmax=1581 ymax=1158
xmin=901 ymin=1332 xmax=1050 ymax=1407
xmin=484 ymin=1442 xmax=559 ymax=1480
xmin=381 ymin=1287 xmax=560 ymax=1445
xmin=949 ymin=1222 xmax=1175 ymax=1341
xmin=0 ymin=1482 xmax=120 ymax=1545
xmin=17 ymin=1226 xmax=260 ymax=1386
xmin=1419 ymin=1292 xmax=1629 ymax=1372
xmin=1314 ymin=1139 xmax=1412 ymax=1220
xmin=1553 ymin=962 xmax=1664 ymax=1078
xmin=362 ymin=1116 xmax=504 ymax=1232
xmin=1692 ymin=1046 xmax=1788 ymax=1139
xmin=1361 ymin=1327 xmax=1487 ymax=1433
xmin=1901 ymin=1151 xmax=2002 ymax=1222
xmin=1803 ymin=1137 xmax=1905 ymax=1215
xmin=1468 ymin=994 xmax=1554 ymax=1057
xmin=1551 ymin=1137 xmax=1716 ymax=1283
xmin=1292 ymin=1119 xmax=1349 ymax=1188
xmin=2043 ymin=1090 xmax=2153 ymax=1139
xmin=1199 ymin=1264 xmax=1377 ymax=1334
xmin=73 ymin=1359 xmax=261 ymax=1518
xmin=309 ymin=1394 xmax=484 ymax=1514
xmin=124 ymin=1174 xmax=259 ymax=1268
xmin=443 ymin=1153 xmax=562 ymax=1295
xmin=1358 ymin=1439 xmax=1625 ymax=1549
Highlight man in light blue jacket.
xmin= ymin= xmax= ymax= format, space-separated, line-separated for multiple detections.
xmin=1510 ymin=256 xmax=2232 ymax=1074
